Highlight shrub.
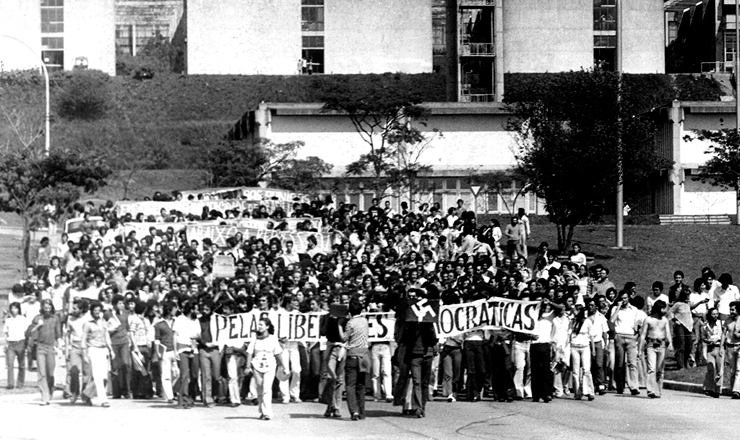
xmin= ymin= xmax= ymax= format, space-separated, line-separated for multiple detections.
xmin=54 ymin=69 xmax=111 ymax=120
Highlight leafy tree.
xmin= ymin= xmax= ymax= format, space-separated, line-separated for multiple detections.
xmin=0 ymin=147 xmax=111 ymax=268
xmin=471 ymin=168 xmax=529 ymax=215
xmin=273 ymin=156 xmax=333 ymax=193
xmin=320 ymin=73 xmax=431 ymax=197
xmin=507 ymin=70 xmax=673 ymax=251
xmin=687 ymin=129 xmax=740 ymax=222
xmin=203 ymin=138 xmax=305 ymax=188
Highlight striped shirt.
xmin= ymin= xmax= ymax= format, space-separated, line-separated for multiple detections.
xmin=343 ymin=315 xmax=369 ymax=357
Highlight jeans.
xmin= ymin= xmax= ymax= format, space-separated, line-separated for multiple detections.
xmin=199 ymin=347 xmax=221 ymax=405
xmin=345 ymin=356 xmax=366 ymax=416
xmin=252 ymin=365 xmax=276 ymax=418
xmin=84 ymin=347 xmax=109 ymax=406
xmin=67 ymin=346 xmax=89 ymax=397
xmin=591 ymin=341 xmax=605 ymax=391
xmin=571 ymin=345 xmax=594 ymax=398
xmin=692 ymin=317 xmax=706 ymax=365
xmin=111 ymin=342 xmax=131 ymax=397
xmin=159 ymin=351 xmax=176 ymax=401
xmin=614 ymin=334 xmax=638 ymax=393
xmin=371 ymin=343 xmax=393 ymax=399
xmin=703 ymin=345 xmax=723 ymax=394
xmin=132 ymin=346 xmax=153 ymax=398
xmin=393 ymin=345 xmax=410 ymax=407
xmin=36 ymin=344 xmax=56 ymax=403
xmin=5 ymin=340 xmax=26 ymax=388
xmin=226 ymin=354 xmax=241 ymax=403
xmin=463 ymin=340 xmax=485 ymax=400
xmin=727 ymin=345 xmax=740 ymax=394
xmin=177 ymin=351 xmax=198 ymax=404
xmin=302 ymin=343 xmax=322 ymax=401
xmin=410 ymin=355 xmax=433 ymax=412
xmin=441 ymin=345 xmax=462 ymax=398
xmin=672 ymin=324 xmax=693 ymax=370
xmin=644 ymin=342 xmax=666 ymax=397
xmin=512 ymin=341 xmax=531 ymax=398
xmin=529 ymin=342 xmax=552 ymax=400
xmin=323 ymin=343 xmax=346 ymax=410
xmin=279 ymin=342 xmax=302 ymax=401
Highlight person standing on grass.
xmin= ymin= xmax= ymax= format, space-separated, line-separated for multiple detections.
xmin=28 ymin=299 xmax=62 ymax=405
xmin=3 ymin=302 xmax=28 ymax=389
xmin=702 ymin=308 xmax=724 ymax=398
xmin=646 ymin=282 xmax=668 ymax=314
xmin=668 ymin=270 xmax=686 ymax=305
xmin=638 ymin=300 xmax=672 ymax=399
xmin=81 ymin=301 xmax=114 ymax=407
xmin=517 ymin=208 xmax=530 ymax=259
xmin=723 ymin=301 xmax=740 ymax=399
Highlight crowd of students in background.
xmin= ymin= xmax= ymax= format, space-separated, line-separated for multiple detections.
xmin=3 ymin=195 xmax=740 ymax=421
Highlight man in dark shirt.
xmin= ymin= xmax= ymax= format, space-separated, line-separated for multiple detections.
xmin=198 ymin=300 xmax=221 ymax=407
xmin=28 ymin=299 xmax=62 ymax=405
xmin=108 ymin=295 xmax=131 ymax=399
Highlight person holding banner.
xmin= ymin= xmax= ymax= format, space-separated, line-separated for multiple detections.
xmin=245 ymin=318 xmax=286 ymax=420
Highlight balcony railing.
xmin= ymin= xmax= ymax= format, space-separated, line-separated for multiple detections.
xmin=701 ymin=61 xmax=734 ymax=73
xmin=301 ymin=21 xmax=324 ymax=32
xmin=459 ymin=42 xmax=495 ymax=56
xmin=459 ymin=93 xmax=496 ymax=103
xmin=460 ymin=0 xmax=495 ymax=6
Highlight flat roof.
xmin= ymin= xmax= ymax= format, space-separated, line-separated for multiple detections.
xmin=680 ymin=101 xmax=737 ymax=113
xmin=263 ymin=102 xmax=512 ymax=116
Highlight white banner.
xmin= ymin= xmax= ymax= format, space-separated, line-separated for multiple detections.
xmin=186 ymin=225 xmax=332 ymax=253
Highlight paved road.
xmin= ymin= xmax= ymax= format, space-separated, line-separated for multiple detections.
xmin=0 ymin=389 xmax=732 ymax=440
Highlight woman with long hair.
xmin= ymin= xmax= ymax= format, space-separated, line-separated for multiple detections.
xmin=569 ymin=302 xmax=595 ymax=400
xmin=245 ymin=317 xmax=286 ymax=420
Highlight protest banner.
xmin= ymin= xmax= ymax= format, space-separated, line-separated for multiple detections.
xmin=186 ymin=224 xmax=332 ymax=253
xmin=115 ymin=199 xmax=293 ymax=219
xmin=211 ymin=298 xmax=541 ymax=345
xmin=233 ymin=217 xmax=322 ymax=232
xmin=122 ymin=222 xmax=190 ymax=239
xmin=212 ymin=254 xmax=236 ymax=278
xmin=180 ymin=187 xmax=302 ymax=203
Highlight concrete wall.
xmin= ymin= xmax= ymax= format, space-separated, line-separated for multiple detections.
xmin=502 ymin=0 xmax=593 ymax=73
xmin=66 ymin=0 xmax=116 ymax=74
xmin=620 ymin=0 xmax=664 ymax=73
xmin=265 ymin=110 xmax=518 ymax=177
xmin=188 ymin=0 xmax=302 ymax=75
xmin=116 ymin=0 xmax=184 ymax=33
xmin=0 ymin=0 xmax=42 ymax=71
xmin=325 ymin=0 xmax=433 ymax=74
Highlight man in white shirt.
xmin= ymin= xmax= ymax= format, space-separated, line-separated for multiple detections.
xmin=609 ymin=291 xmax=640 ymax=395
xmin=689 ymin=278 xmax=712 ymax=366
xmin=3 ymin=302 xmax=29 ymax=389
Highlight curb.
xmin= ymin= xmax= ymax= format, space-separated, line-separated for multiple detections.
xmin=663 ymin=380 xmax=733 ymax=397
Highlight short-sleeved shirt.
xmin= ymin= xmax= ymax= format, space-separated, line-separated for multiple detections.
xmin=247 ymin=335 xmax=282 ymax=373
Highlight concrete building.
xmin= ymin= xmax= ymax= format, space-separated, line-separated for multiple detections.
xmin=0 ymin=0 xmax=115 ymax=75
xmin=228 ymin=102 xmax=544 ymax=214
xmin=187 ymin=0 xmax=433 ymax=75
xmin=437 ymin=0 xmax=666 ymax=102
xmin=115 ymin=0 xmax=185 ymax=58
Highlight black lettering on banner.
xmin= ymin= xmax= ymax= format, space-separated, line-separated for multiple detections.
xmin=239 ymin=314 xmax=249 ymax=338
xmin=440 ymin=308 xmax=454 ymax=334
xmin=478 ymin=301 xmax=491 ymax=327
xmin=295 ymin=314 xmax=307 ymax=339
xmin=501 ymin=302 xmax=512 ymax=329
xmin=249 ymin=313 xmax=259 ymax=335
xmin=228 ymin=315 xmax=239 ymax=339
xmin=213 ymin=315 xmax=227 ymax=342
xmin=306 ymin=314 xmax=319 ymax=339
xmin=374 ymin=315 xmax=388 ymax=338
xmin=522 ymin=303 xmax=537 ymax=331
xmin=466 ymin=305 xmax=478 ymax=330
xmin=511 ymin=304 xmax=523 ymax=330
xmin=454 ymin=307 xmax=466 ymax=332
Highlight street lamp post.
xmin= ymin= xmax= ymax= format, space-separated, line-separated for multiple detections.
xmin=1 ymin=34 xmax=50 ymax=156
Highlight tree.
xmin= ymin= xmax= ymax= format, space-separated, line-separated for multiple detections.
xmin=54 ymin=69 xmax=111 ymax=121
xmin=471 ymin=168 xmax=529 ymax=215
xmin=0 ymin=147 xmax=111 ymax=268
xmin=203 ymin=138 xmax=305 ymax=188
xmin=687 ymin=129 xmax=740 ymax=223
xmin=320 ymin=73 xmax=431 ymax=197
xmin=272 ymin=156 xmax=333 ymax=193
xmin=0 ymin=70 xmax=46 ymax=151
xmin=507 ymin=70 xmax=672 ymax=252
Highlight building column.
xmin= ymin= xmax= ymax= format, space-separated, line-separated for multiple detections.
xmin=255 ymin=102 xmax=272 ymax=139
xmin=494 ymin=0 xmax=504 ymax=101
xmin=670 ymin=100 xmax=683 ymax=215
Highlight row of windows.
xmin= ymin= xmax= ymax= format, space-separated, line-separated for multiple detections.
xmin=301 ymin=0 xmax=324 ymax=74
xmin=115 ymin=24 xmax=170 ymax=56
xmin=41 ymin=1 xmax=64 ymax=71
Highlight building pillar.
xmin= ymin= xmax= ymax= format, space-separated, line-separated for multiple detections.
xmin=446 ymin=0 xmax=459 ymax=102
xmin=494 ymin=0 xmax=504 ymax=101
xmin=255 ymin=102 xmax=272 ymax=139
xmin=670 ymin=100 xmax=683 ymax=215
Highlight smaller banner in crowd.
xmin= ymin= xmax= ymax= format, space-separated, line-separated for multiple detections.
xmin=211 ymin=297 xmax=541 ymax=346
xmin=186 ymin=224 xmax=332 ymax=253
xmin=115 ymin=199 xmax=293 ymax=219
xmin=212 ymin=255 xmax=236 ymax=278
xmin=233 ymin=217 xmax=322 ymax=232
xmin=122 ymin=222 xmax=191 ymax=238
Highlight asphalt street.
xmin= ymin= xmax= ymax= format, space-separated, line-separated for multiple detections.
xmin=0 ymin=388 xmax=733 ymax=440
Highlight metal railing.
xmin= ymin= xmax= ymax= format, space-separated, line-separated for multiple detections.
xmin=459 ymin=93 xmax=496 ymax=103
xmin=700 ymin=61 xmax=734 ymax=73
xmin=460 ymin=0 xmax=495 ymax=6
xmin=459 ymin=42 xmax=495 ymax=56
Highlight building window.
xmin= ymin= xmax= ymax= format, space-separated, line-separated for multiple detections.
xmin=725 ymin=32 xmax=736 ymax=72
xmin=41 ymin=0 xmax=64 ymax=71
xmin=593 ymin=0 xmax=617 ymax=71
xmin=301 ymin=36 xmax=324 ymax=74
xmin=593 ymin=0 xmax=616 ymax=32
xmin=301 ymin=0 xmax=324 ymax=32
xmin=116 ymin=25 xmax=133 ymax=56
xmin=115 ymin=24 xmax=170 ymax=57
